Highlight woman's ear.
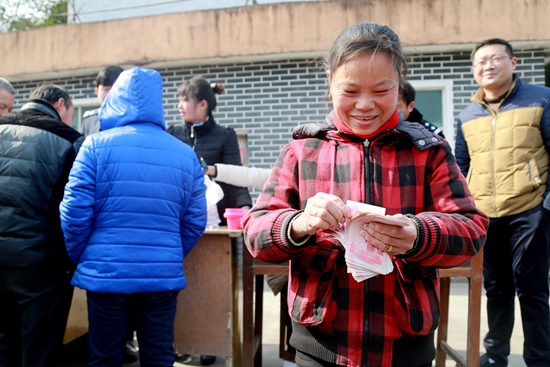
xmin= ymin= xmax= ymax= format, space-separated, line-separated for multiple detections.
xmin=326 ymin=71 xmax=332 ymax=95
xmin=198 ymin=99 xmax=209 ymax=115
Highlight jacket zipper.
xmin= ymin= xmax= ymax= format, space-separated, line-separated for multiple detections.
xmin=363 ymin=139 xmax=371 ymax=204
xmin=363 ymin=138 xmax=371 ymax=365
xmin=190 ymin=125 xmax=197 ymax=151
xmin=490 ymin=116 xmax=498 ymax=216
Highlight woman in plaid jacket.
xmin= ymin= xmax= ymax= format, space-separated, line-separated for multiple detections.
xmin=242 ymin=23 xmax=489 ymax=367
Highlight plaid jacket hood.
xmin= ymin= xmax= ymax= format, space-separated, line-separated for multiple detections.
xmin=243 ymin=112 xmax=488 ymax=366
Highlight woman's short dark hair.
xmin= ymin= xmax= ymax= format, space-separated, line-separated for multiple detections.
xmin=29 ymin=84 xmax=72 ymax=108
xmin=324 ymin=23 xmax=408 ymax=87
xmin=177 ymin=76 xmax=225 ymax=112
xmin=324 ymin=23 xmax=408 ymax=85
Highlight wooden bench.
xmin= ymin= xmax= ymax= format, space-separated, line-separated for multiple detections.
xmin=243 ymin=246 xmax=484 ymax=367
xmin=435 ymin=249 xmax=484 ymax=367
xmin=242 ymin=248 xmax=289 ymax=367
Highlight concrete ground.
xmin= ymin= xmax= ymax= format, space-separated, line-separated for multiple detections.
xmin=59 ymin=279 xmax=527 ymax=367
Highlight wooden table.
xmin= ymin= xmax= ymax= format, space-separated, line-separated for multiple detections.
xmin=174 ymin=228 xmax=242 ymax=367
xmin=64 ymin=288 xmax=88 ymax=344
xmin=64 ymin=228 xmax=243 ymax=367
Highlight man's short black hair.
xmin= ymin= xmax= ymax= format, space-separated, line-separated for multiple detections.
xmin=399 ymin=81 xmax=416 ymax=106
xmin=471 ymin=38 xmax=514 ymax=59
xmin=29 ymin=84 xmax=72 ymax=107
xmin=95 ymin=66 xmax=124 ymax=88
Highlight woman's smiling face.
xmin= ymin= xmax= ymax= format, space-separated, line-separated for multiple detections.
xmin=329 ymin=51 xmax=400 ymax=136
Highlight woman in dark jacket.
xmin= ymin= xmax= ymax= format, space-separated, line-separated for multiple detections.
xmin=168 ymin=76 xmax=252 ymax=227
xmin=167 ymin=76 xmax=251 ymax=366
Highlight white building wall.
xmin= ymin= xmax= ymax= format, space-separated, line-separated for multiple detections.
xmin=69 ymin=0 xmax=321 ymax=23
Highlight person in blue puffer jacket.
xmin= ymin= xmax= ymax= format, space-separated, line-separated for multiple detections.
xmin=60 ymin=67 xmax=207 ymax=367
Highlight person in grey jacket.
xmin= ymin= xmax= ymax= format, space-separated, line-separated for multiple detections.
xmin=80 ymin=65 xmax=124 ymax=137
xmin=0 ymin=84 xmax=83 ymax=367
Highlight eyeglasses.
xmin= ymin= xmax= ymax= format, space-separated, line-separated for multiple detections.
xmin=473 ymin=54 xmax=511 ymax=69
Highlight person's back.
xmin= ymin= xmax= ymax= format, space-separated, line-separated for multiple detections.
xmin=0 ymin=99 xmax=82 ymax=267
xmin=0 ymin=84 xmax=83 ymax=367
xmin=62 ymin=67 xmax=206 ymax=292
xmin=60 ymin=68 xmax=206 ymax=367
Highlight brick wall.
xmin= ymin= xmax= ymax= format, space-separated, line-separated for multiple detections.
xmin=10 ymin=48 xmax=546 ymax=197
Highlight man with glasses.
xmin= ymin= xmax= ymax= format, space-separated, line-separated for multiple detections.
xmin=456 ymin=38 xmax=550 ymax=367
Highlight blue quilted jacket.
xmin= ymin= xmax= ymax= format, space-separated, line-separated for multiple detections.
xmin=60 ymin=67 xmax=207 ymax=293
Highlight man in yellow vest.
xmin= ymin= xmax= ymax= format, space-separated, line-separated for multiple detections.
xmin=455 ymin=38 xmax=550 ymax=367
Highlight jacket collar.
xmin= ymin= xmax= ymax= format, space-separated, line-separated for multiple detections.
xmin=20 ymin=99 xmax=61 ymax=121
xmin=292 ymin=111 xmax=443 ymax=151
xmin=184 ymin=112 xmax=216 ymax=137
xmin=471 ymin=74 xmax=519 ymax=105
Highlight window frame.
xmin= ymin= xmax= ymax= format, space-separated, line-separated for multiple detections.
xmin=409 ymin=80 xmax=455 ymax=150
xmin=71 ymin=97 xmax=100 ymax=132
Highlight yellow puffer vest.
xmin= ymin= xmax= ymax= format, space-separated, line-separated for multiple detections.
xmin=461 ymin=83 xmax=549 ymax=218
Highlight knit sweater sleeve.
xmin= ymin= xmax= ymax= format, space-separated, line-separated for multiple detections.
xmin=399 ymin=143 xmax=489 ymax=268
xmin=215 ymin=164 xmax=271 ymax=190
xmin=242 ymin=144 xmax=309 ymax=263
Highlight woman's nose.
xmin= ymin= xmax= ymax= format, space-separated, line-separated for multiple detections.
xmin=355 ymin=96 xmax=375 ymax=110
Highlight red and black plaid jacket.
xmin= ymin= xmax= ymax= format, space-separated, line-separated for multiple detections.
xmin=242 ymin=114 xmax=488 ymax=367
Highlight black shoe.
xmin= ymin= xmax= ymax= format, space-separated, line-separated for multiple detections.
xmin=200 ymin=355 xmax=217 ymax=366
xmin=479 ymin=353 xmax=506 ymax=367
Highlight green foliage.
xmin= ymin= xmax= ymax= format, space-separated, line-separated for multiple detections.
xmin=0 ymin=0 xmax=68 ymax=33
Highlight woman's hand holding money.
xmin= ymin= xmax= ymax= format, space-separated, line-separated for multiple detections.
xmin=289 ymin=192 xmax=352 ymax=242
xmin=360 ymin=214 xmax=417 ymax=255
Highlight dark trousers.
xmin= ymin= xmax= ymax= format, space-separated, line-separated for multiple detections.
xmin=87 ymin=290 xmax=179 ymax=367
xmin=0 ymin=263 xmax=73 ymax=367
xmin=483 ymin=205 xmax=550 ymax=366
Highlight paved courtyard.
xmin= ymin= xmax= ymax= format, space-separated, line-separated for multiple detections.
xmin=59 ymin=279 xmax=527 ymax=367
